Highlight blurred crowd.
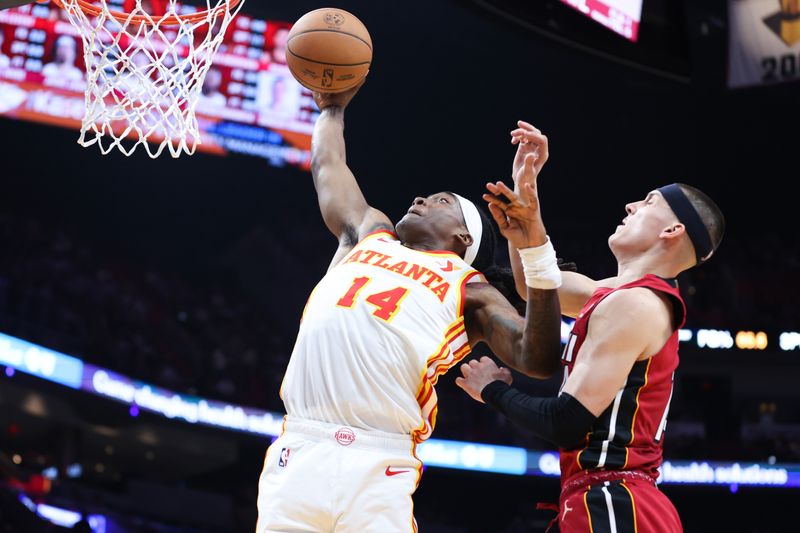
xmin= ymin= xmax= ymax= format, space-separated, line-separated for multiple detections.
xmin=553 ymin=227 xmax=797 ymax=331
xmin=0 ymin=212 xmax=797 ymax=461
xmin=678 ymin=231 xmax=797 ymax=331
xmin=0 ymin=213 xmax=284 ymax=411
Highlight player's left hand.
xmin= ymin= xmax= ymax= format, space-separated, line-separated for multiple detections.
xmin=456 ymin=356 xmax=513 ymax=403
xmin=510 ymin=120 xmax=549 ymax=191
xmin=482 ymin=165 xmax=547 ymax=250
xmin=312 ymin=76 xmax=367 ymax=110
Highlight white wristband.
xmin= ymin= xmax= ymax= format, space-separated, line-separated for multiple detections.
xmin=517 ymin=237 xmax=562 ymax=289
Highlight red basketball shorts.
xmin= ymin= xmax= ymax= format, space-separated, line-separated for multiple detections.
xmin=558 ymin=471 xmax=682 ymax=533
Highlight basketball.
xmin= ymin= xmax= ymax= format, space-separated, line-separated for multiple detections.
xmin=286 ymin=8 xmax=372 ymax=93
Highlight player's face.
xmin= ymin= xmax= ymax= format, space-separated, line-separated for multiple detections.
xmin=609 ymin=190 xmax=679 ymax=253
xmin=395 ymin=192 xmax=468 ymax=246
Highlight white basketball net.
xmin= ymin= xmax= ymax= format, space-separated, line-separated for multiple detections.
xmin=57 ymin=0 xmax=244 ymax=158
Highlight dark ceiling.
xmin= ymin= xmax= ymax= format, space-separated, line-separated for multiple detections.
xmin=0 ymin=0 xmax=793 ymax=287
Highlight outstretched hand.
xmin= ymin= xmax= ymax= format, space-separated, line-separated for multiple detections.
xmin=510 ymin=120 xmax=549 ymax=191
xmin=455 ymin=356 xmax=513 ymax=403
xmin=483 ymin=157 xmax=547 ymax=249
xmin=312 ymin=76 xmax=367 ymax=111
xmin=483 ymin=120 xmax=549 ymax=249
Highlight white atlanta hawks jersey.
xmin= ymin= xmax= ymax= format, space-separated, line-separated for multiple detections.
xmin=280 ymin=230 xmax=482 ymax=442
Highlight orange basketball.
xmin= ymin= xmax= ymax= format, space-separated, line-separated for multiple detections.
xmin=286 ymin=8 xmax=372 ymax=93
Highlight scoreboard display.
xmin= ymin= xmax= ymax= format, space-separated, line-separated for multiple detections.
xmin=0 ymin=1 xmax=316 ymax=168
xmin=559 ymin=0 xmax=644 ymax=42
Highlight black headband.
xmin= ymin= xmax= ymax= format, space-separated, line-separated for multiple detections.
xmin=658 ymin=184 xmax=714 ymax=263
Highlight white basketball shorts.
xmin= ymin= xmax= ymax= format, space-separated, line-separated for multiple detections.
xmin=256 ymin=416 xmax=423 ymax=533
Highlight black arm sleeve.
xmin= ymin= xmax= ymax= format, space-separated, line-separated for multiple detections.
xmin=481 ymin=381 xmax=597 ymax=449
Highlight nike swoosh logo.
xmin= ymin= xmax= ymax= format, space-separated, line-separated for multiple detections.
xmin=385 ymin=466 xmax=412 ymax=477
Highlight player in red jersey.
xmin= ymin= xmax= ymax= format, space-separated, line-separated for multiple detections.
xmin=456 ymin=121 xmax=725 ymax=532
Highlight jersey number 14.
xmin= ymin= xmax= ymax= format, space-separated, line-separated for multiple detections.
xmin=337 ymin=277 xmax=409 ymax=322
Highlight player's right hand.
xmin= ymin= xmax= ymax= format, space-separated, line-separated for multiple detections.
xmin=313 ymin=76 xmax=367 ymax=111
xmin=455 ymin=356 xmax=513 ymax=404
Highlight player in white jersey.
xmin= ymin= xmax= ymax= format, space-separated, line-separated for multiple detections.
xmin=256 ymin=80 xmax=566 ymax=533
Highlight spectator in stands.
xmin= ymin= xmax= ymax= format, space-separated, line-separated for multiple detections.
xmin=42 ymin=35 xmax=83 ymax=84
xmin=257 ymin=69 xmax=302 ymax=120
xmin=198 ymin=66 xmax=227 ymax=109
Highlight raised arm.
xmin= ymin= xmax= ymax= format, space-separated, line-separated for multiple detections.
xmin=464 ymin=152 xmax=562 ymax=379
xmin=504 ymin=121 xmax=550 ymax=301
xmin=508 ymin=242 xmax=605 ymax=318
xmin=464 ymin=282 xmax=561 ymax=379
xmin=491 ymin=121 xmax=615 ymax=317
xmin=311 ymin=84 xmax=392 ymax=265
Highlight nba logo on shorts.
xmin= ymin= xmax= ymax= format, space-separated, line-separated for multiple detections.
xmin=279 ymin=447 xmax=290 ymax=467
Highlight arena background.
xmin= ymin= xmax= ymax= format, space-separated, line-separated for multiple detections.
xmin=0 ymin=0 xmax=797 ymax=531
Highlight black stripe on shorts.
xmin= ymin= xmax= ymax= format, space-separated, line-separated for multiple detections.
xmin=584 ymin=481 xmax=636 ymax=533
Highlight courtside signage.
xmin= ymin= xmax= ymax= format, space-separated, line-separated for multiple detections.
xmin=3 ymin=330 xmax=800 ymax=485
xmin=85 ymin=365 xmax=284 ymax=436
xmin=0 ymin=332 xmax=83 ymax=388
xmin=416 ymin=440 xmax=527 ymax=475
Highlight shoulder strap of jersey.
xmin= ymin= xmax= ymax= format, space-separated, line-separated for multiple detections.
xmin=626 ymin=274 xmax=686 ymax=330
xmin=572 ymin=275 xmax=686 ymax=336
xmin=357 ymin=228 xmax=398 ymax=245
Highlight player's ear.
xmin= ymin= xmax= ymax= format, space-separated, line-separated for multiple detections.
xmin=456 ymin=232 xmax=474 ymax=248
xmin=660 ymin=223 xmax=685 ymax=240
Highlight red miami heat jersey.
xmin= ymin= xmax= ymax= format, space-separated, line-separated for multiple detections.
xmin=559 ymin=275 xmax=686 ymax=484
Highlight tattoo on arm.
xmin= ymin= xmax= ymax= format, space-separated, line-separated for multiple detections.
xmin=483 ymin=313 xmax=524 ymax=361
xmin=520 ymin=288 xmax=562 ymax=378
xmin=467 ymin=284 xmax=561 ymax=379
xmin=466 ymin=285 xmax=526 ymax=372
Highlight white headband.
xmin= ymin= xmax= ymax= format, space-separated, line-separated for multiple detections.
xmin=453 ymin=193 xmax=483 ymax=266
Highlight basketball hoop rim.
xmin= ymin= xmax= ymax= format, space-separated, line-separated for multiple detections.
xmin=49 ymin=0 xmax=242 ymax=26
